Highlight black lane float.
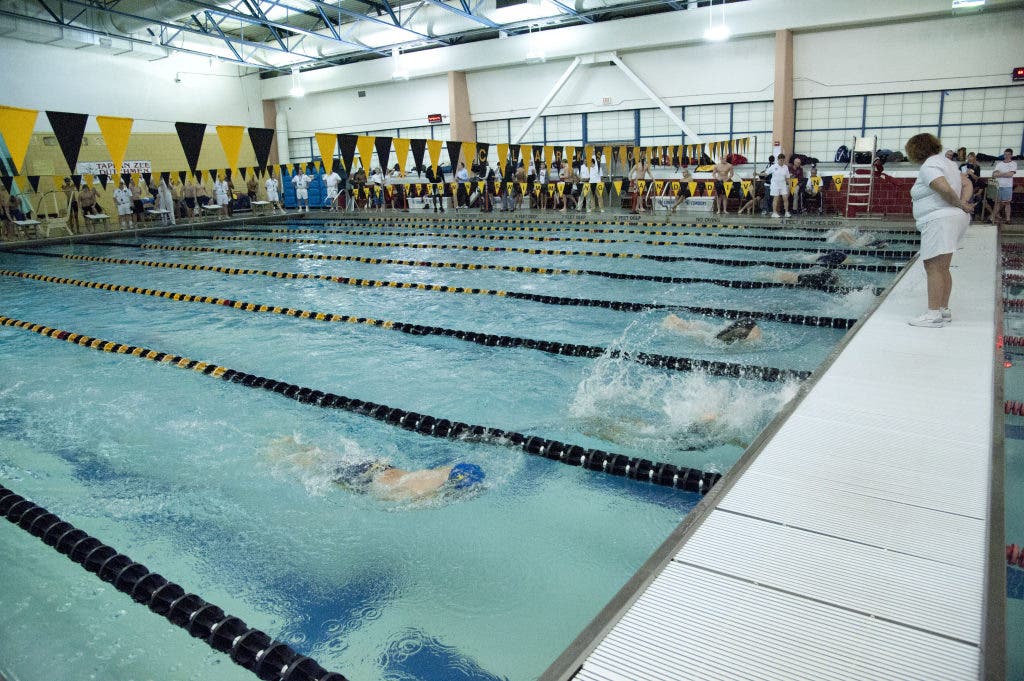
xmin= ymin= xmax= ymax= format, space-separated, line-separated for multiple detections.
xmin=0 ymin=314 xmax=723 ymax=494
xmin=143 ymin=234 xmax=903 ymax=273
xmin=67 ymin=246 xmax=883 ymax=296
xmin=0 ymin=269 xmax=810 ymax=382
xmin=0 ymin=484 xmax=349 ymax=681
xmin=15 ymin=254 xmax=858 ymax=329
xmin=211 ymin=226 xmax=917 ymax=256
xmin=264 ymin=222 xmax=920 ymax=245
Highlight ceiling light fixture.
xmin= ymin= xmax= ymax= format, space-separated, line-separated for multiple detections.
xmin=289 ymin=66 xmax=305 ymax=97
xmin=703 ymin=0 xmax=730 ymax=42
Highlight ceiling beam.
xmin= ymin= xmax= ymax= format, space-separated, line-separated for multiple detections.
xmin=420 ymin=0 xmax=500 ymax=29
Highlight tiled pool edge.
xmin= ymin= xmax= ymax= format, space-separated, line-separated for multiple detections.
xmin=543 ymin=224 xmax=1002 ymax=680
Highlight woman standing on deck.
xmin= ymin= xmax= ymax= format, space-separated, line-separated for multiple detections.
xmin=904 ymin=133 xmax=974 ymax=328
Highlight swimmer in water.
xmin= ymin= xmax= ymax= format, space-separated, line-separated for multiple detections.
xmin=268 ymin=436 xmax=485 ymax=501
xmin=767 ymin=249 xmax=848 ymax=289
xmin=662 ymin=315 xmax=763 ymax=343
xmin=827 ymin=227 xmax=889 ymax=249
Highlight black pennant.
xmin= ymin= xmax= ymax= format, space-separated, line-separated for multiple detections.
xmin=142 ymin=172 xmax=152 ymax=186
xmin=121 ymin=173 xmax=131 ymax=186
xmin=178 ymin=170 xmax=187 ymax=185
xmin=209 ymin=169 xmax=218 ymax=184
xmin=98 ymin=174 xmax=109 ymax=190
xmin=0 ymin=176 xmax=12 ymax=192
xmin=374 ymin=136 xmax=393 ymax=173
xmin=26 ymin=176 xmax=40 ymax=192
xmin=247 ymin=127 xmax=274 ymax=173
xmin=174 ymin=121 xmax=207 ymax=173
xmin=160 ymin=171 xmax=170 ymax=184
xmin=409 ymin=138 xmax=426 ymax=173
xmin=337 ymin=134 xmax=358 ymax=173
xmin=446 ymin=141 xmax=463 ymax=170
xmin=71 ymin=174 xmax=82 ymax=187
xmin=45 ymin=111 xmax=89 ymax=173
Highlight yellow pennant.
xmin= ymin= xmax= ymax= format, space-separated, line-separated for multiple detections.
xmin=556 ymin=182 xmax=565 ymax=195
xmin=477 ymin=181 xmax=485 ymax=193
xmin=521 ymin=145 xmax=532 ymax=169
xmin=724 ymin=181 xmax=734 ymax=197
xmin=612 ymin=180 xmax=623 ymax=196
xmin=565 ymin=146 xmax=575 ymax=165
xmin=356 ymin=136 xmax=375 ymax=171
xmin=96 ymin=115 xmax=133 ymax=176
xmin=464 ymin=182 xmax=472 ymax=193
xmin=496 ymin=144 xmax=508 ymax=172
xmin=543 ymin=145 xmax=554 ymax=171
xmin=832 ymin=175 xmax=844 ymax=191
xmin=617 ymin=146 xmax=628 ymax=167
xmin=547 ymin=184 xmax=555 ymax=196
xmin=315 ymin=132 xmax=338 ymax=173
xmin=130 ymin=173 xmax=140 ymax=185
xmin=450 ymin=182 xmax=459 ymax=194
xmin=519 ymin=182 xmax=527 ymax=194
xmin=83 ymin=173 xmax=94 ymax=186
xmin=299 ymin=163 xmax=307 ymax=174
xmin=426 ymin=139 xmax=443 ymax=176
xmin=597 ymin=182 xmax=605 ymax=195
xmin=705 ymin=181 xmax=715 ymax=195
xmin=506 ymin=182 xmax=513 ymax=193
xmin=582 ymin=183 xmax=590 ymax=196
xmin=632 ymin=146 xmax=641 ymax=163
xmin=52 ymin=175 xmax=63 ymax=189
xmin=740 ymin=180 xmax=752 ymax=197
xmin=671 ymin=181 xmax=680 ymax=194
xmin=0 ymin=105 xmax=39 ymax=174
xmin=637 ymin=180 xmax=646 ymax=193
xmin=789 ymin=178 xmax=799 ymax=194
xmin=584 ymin=145 xmax=594 ymax=167
xmin=392 ymin=138 xmax=410 ymax=176
xmin=463 ymin=142 xmax=477 ymax=169
xmin=654 ymin=180 xmax=664 ymax=195
xmin=602 ymin=146 xmax=612 ymax=168
xmin=216 ymin=125 xmax=245 ymax=177
xmin=687 ymin=181 xmax=697 ymax=196
xmin=811 ymin=176 xmax=823 ymax=191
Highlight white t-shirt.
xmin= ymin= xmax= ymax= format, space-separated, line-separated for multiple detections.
xmin=589 ymin=163 xmax=602 ymax=183
xmin=325 ymin=172 xmax=341 ymax=190
xmin=770 ymin=164 xmax=790 ymax=194
xmin=910 ymin=153 xmax=962 ymax=225
xmin=995 ymin=160 xmax=1018 ymax=189
xmin=292 ymin=174 xmax=311 ymax=190
xmin=265 ymin=178 xmax=279 ymax=200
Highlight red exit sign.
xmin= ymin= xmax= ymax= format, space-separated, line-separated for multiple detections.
xmin=427 ymin=113 xmax=443 ymax=123
xmin=1014 ymin=67 xmax=1024 ymax=82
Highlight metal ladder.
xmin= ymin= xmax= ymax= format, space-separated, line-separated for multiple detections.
xmin=844 ymin=135 xmax=876 ymax=217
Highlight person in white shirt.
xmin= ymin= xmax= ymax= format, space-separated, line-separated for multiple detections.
xmin=770 ymin=154 xmax=791 ymax=218
xmin=292 ymin=169 xmax=311 ymax=212
xmin=157 ymin=178 xmax=175 ymax=225
xmin=265 ymin=173 xmax=281 ymax=213
xmin=213 ymin=176 xmax=230 ymax=217
xmin=324 ymin=170 xmax=341 ymax=210
xmin=113 ymin=181 xmax=133 ymax=229
xmin=455 ymin=162 xmax=470 ymax=208
xmin=993 ymin=148 xmax=1018 ymax=225
xmin=904 ymin=132 xmax=974 ymax=328
xmin=369 ymin=168 xmax=385 ymax=211
xmin=589 ymin=156 xmax=604 ymax=213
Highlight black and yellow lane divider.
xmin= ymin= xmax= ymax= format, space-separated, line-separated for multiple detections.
xmin=22 ymin=250 xmax=886 ymax=297
xmin=207 ymin=227 xmax=913 ymax=259
xmin=0 ymin=484 xmax=350 ymax=681
xmin=145 ymin=234 xmax=903 ymax=273
xmin=0 ymin=314 xmax=724 ymax=495
xmin=263 ymin=223 xmax=921 ymax=246
xmin=24 ymin=253 xmax=859 ymax=329
xmin=0 ymin=269 xmax=811 ymax=382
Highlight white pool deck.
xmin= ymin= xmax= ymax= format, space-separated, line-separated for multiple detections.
xmin=557 ymin=224 xmax=1002 ymax=680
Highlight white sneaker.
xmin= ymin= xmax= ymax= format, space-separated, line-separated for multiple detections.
xmin=771 ymin=212 xmax=781 ymax=218
xmin=908 ymin=311 xmax=947 ymax=328
xmin=941 ymin=308 xmax=951 ymax=321
xmin=785 ymin=212 xmax=792 ymax=217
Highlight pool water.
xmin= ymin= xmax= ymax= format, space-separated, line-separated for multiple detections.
xmin=0 ymin=218 xmax=901 ymax=681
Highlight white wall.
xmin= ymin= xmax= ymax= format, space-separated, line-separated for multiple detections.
xmin=794 ymin=9 xmax=1024 ymax=100
xmin=278 ymin=74 xmax=449 ymax=137
xmin=1 ymin=40 xmax=264 ymax=132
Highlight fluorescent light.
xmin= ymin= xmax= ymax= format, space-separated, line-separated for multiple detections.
xmin=289 ymin=67 xmax=305 ymax=97
xmin=952 ymin=0 xmax=985 ymax=7
xmin=703 ymin=24 xmax=730 ymax=41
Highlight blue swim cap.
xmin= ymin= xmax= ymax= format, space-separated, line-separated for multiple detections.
xmin=448 ymin=462 xmax=485 ymax=489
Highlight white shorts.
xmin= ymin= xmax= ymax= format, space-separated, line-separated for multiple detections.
xmin=770 ymin=182 xmax=786 ymax=197
xmin=117 ymin=203 xmax=132 ymax=216
xmin=267 ymin=190 xmax=279 ymax=202
xmin=327 ymin=187 xmax=339 ymax=199
xmin=917 ymin=211 xmax=970 ymax=260
xmin=296 ymin=188 xmax=308 ymax=200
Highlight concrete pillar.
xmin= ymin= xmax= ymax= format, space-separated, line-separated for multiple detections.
xmin=263 ymin=99 xmax=281 ymax=166
xmin=772 ymin=29 xmax=794 ymax=158
xmin=448 ymin=70 xmax=474 ymax=153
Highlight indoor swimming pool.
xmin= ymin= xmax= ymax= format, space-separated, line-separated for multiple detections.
xmin=0 ymin=217 xmax=908 ymax=681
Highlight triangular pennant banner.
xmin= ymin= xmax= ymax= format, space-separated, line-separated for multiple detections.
xmin=26 ymin=176 xmax=40 ymax=192
xmin=83 ymin=174 xmax=93 ymax=187
xmin=445 ymin=141 xmax=463 ymax=171
xmin=375 ymin=136 xmax=393 ymax=173
xmin=71 ymin=173 xmax=82 ymax=187
xmin=178 ymin=170 xmax=187 ymax=185
xmin=688 ymin=181 xmax=697 ymax=196
xmin=142 ymin=172 xmax=152 ymax=186
xmin=463 ymin=142 xmax=476 ymax=171
xmin=175 ymin=122 xmax=207 ymax=173
xmin=832 ymin=175 xmax=844 ymax=191
xmin=543 ymin=145 xmax=553 ymax=171
xmin=208 ymin=169 xmax=218 ymax=184
xmin=724 ymin=181 xmax=734 ymax=197
xmin=705 ymin=181 xmax=715 ymax=195
xmin=45 ymin=110 xmax=89 ymax=173
xmin=393 ymin=138 xmax=410 ymax=175
xmin=811 ymin=176 xmax=822 ymax=191
xmin=496 ymin=144 xmax=508 ymax=173
xmin=315 ymin=132 xmax=337 ymax=173
xmin=0 ymin=176 xmax=12 ymax=193
xmin=477 ymin=142 xmax=489 ymax=167
xmin=98 ymin=174 xmax=109 ymax=190
xmin=427 ymin=139 xmax=443 ymax=176
xmin=521 ymin=145 xmax=533 ymax=171
xmin=671 ymin=181 xmax=680 ymax=193
xmin=0 ymin=106 xmax=40 ymax=174
xmin=654 ymin=181 xmax=664 ymax=195
xmin=613 ymin=180 xmax=623 ymax=195
xmin=216 ymin=125 xmax=244 ymax=177
xmin=741 ymin=180 xmax=751 ymax=197
xmin=409 ymin=138 xmax=426 ymax=174
xmin=789 ymin=178 xmax=799 ymax=195
xmin=356 ymin=135 xmax=375 ymax=171
xmin=247 ymin=127 xmax=275 ymax=173
xmin=337 ymin=134 xmax=358 ymax=172
xmin=239 ymin=167 xmax=247 ymax=180
xmin=160 ymin=171 xmax=170 ymax=185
